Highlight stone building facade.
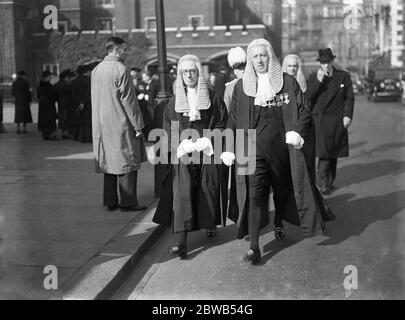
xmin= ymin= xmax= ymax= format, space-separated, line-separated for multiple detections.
xmin=0 ymin=0 xmax=282 ymax=94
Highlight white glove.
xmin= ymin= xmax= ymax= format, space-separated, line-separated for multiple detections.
xmin=137 ymin=93 xmax=145 ymax=100
xmin=220 ymin=152 xmax=235 ymax=167
xmin=177 ymin=139 xmax=196 ymax=158
xmin=286 ymin=131 xmax=304 ymax=150
xmin=194 ymin=137 xmax=214 ymax=156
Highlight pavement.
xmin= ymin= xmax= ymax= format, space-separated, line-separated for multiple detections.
xmin=0 ymin=102 xmax=162 ymax=300
xmin=115 ymin=95 xmax=405 ymax=300
xmin=1 ymin=96 xmax=405 ymax=300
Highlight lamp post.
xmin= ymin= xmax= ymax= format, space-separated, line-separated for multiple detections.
xmin=155 ymin=0 xmax=172 ymax=102
xmin=153 ymin=0 xmax=172 ymax=197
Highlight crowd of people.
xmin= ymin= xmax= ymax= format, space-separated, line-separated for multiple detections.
xmin=151 ymin=41 xmax=354 ymax=263
xmin=6 ymin=66 xmax=94 ymax=142
xmin=3 ymin=34 xmax=354 ymax=265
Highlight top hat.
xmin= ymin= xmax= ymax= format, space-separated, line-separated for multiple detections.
xmin=316 ymin=48 xmax=336 ymax=63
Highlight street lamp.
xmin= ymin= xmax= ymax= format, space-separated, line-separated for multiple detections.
xmin=155 ymin=0 xmax=172 ymax=102
xmin=153 ymin=0 xmax=172 ymax=197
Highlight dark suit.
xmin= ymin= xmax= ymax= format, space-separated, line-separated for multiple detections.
xmin=306 ymin=68 xmax=354 ymax=189
xmin=71 ymin=75 xmax=92 ymax=143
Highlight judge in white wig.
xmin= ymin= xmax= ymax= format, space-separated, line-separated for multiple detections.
xmin=223 ymin=38 xmax=335 ymax=264
xmin=223 ymin=47 xmax=247 ymax=111
xmin=282 ymin=54 xmax=307 ymax=93
xmin=282 ymin=54 xmax=316 ymax=181
xmin=153 ymin=54 xmax=229 ymax=259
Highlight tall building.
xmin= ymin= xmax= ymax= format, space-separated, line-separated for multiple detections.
xmin=282 ymin=0 xmax=376 ymax=74
xmin=389 ymin=0 xmax=405 ymax=67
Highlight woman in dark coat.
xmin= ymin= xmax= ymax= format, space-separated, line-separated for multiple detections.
xmin=153 ymin=54 xmax=228 ymax=258
xmin=37 ymin=70 xmax=58 ymax=140
xmin=12 ymin=70 xmax=32 ymax=133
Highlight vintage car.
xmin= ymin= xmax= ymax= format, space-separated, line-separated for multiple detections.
xmin=366 ymin=68 xmax=402 ymax=102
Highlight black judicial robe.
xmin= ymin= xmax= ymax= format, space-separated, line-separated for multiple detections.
xmin=153 ymin=90 xmax=229 ymax=233
xmin=226 ymin=74 xmax=335 ymax=239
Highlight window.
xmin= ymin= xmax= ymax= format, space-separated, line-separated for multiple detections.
xmin=58 ymin=21 xmax=68 ymax=33
xmin=97 ymin=18 xmax=113 ymax=31
xmin=282 ymin=10 xmax=289 ymax=23
xmin=94 ymin=0 xmax=114 ymax=8
xmin=43 ymin=64 xmax=59 ymax=75
xmin=323 ymin=7 xmax=328 ymax=18
xmin=145 ymin=17 xmax=156 ymax=30
xmin=263 ymin=13 xmax=273 ymax=26
xmin=188 ymin=15 xmax=204 ymax=28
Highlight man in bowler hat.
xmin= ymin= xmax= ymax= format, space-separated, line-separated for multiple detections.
xmin=306 ymin=48 xmax=354 ymax=195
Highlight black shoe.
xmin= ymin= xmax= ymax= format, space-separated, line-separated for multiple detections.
xmin=207 ymin=229 xmax=217 ymax=238
xmin=274 ymin=227 xmax=286 ymax=240
xmin=120 ymin=205 xmax=147 ymax=212
xmin=169 ymin=244 xmax=187 ymax=258
xmin=107 ymin=204 xmax=120 ymax=211
xmin=243 ymin=249 xmax=261 ymax=264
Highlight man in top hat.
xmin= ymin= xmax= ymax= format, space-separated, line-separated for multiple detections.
xmin=306 ymin=48 xmax=354 ymax=195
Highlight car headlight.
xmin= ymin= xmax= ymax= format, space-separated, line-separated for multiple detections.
xmin=380 ymin=82 xmax=385 ymax=88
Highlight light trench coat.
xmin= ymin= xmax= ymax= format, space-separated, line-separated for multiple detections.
xmin=91 ymin=55 xmax=145 ymax=175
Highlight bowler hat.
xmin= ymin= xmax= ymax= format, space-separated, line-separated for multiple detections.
xmin=316 ymin=48 xmax=336 ymax=63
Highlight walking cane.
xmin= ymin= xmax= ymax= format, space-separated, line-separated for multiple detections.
xmin=225 ymin=165 xmax=232 ymax=225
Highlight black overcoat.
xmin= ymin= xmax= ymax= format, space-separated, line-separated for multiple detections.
xmin=37 ymin=81 xmax=57 ymax=132
xmin=12 ymin=78 xmax=32 ymax=123
xmin=153 ymin=90 xmax=229 ymax=233
xmin=306 ymin=68 xmax=354 ymax=158
xmin=54 ymin=79 xmax=72 ymax=131
xmin=71 ymin=75 xmax=92 ymax=126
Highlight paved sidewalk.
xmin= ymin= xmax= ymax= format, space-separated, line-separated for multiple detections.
xmin=0 ymin=121 xmax=158 ymax=299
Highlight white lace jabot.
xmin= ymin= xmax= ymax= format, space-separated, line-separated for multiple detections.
xmin=254 ymin=73 xmax=276 ymax=107
xmin=186 ymin=87 xmax=200 ymax=121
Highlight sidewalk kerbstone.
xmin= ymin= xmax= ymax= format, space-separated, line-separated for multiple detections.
xmin=60 ymin=201 xmax=163 ymax=300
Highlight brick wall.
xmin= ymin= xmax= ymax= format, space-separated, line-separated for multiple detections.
xmin=138 ymin=0 xmax=216 ymax=29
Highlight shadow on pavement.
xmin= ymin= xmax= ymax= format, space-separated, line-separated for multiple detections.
xmin=348 ymin=142 xmax=405 ymax=161
xmin=338 ymin=159 xmax=405 ymax=187
xmin=318 ymin=190 xmax=405 ymax=246
xmin=349 ymin=141 xmax=368 ymax=151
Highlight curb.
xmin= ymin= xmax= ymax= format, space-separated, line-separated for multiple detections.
xmin=59 ymin=200 xmax=165 ymax=300
xmin=95 ymin=224 xmax=165 ymax=300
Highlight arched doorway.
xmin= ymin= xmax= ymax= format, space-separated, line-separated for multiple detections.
xmin=145 ymin=55 xmax=180 ymax=74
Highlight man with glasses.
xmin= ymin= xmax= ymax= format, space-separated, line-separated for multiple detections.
xmin=153 ymin=54 xmax=228 ymax=259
